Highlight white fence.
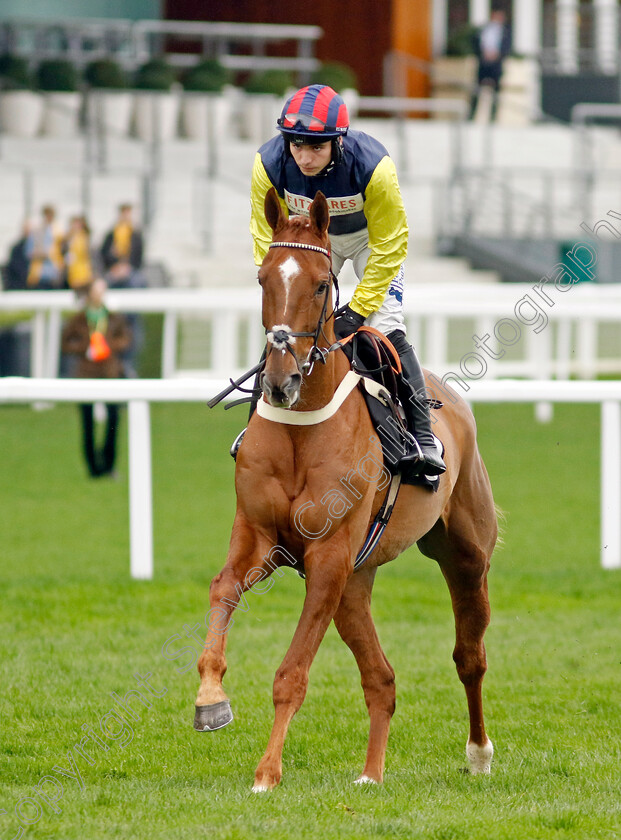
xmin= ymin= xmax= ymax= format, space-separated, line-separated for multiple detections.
xmin=0 ymin=376 xmax=620 ymax=577
xmin=3 ymin=280 xmax=621 ymax=382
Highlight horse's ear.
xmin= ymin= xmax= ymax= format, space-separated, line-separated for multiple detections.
xmin=264 ymin=187 xmax=287 ymax=234
xmin=310 ymin=191 xmax=330 ymax=237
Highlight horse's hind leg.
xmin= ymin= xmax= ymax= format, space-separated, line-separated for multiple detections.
xmin=418 ymin=497 xmax=496 ymax=774
xmin=444 ymin=563 xmax=494 ymax=774
xmin=332 ymin=565 xmax=395 ymax=784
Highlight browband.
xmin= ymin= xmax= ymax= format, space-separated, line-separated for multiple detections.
xmin=269 ymin=242 xmax=331 ymax=259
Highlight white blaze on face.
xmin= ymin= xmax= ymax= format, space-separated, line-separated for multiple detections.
xmin=278 ymin=256 xmax=300 ymax=315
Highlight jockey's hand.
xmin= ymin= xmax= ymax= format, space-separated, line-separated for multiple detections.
xmin=333 ymin=304 xmax=365 ymax=340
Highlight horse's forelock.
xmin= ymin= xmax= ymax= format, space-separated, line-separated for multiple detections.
xmin=273 ymin=214 xmax=327 ymax=249
xmin=287 ymin=215 xmax=312 ymax=232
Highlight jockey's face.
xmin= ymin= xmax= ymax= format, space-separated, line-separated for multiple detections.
xmin=289 ymin=140 xmax=332 ymax=177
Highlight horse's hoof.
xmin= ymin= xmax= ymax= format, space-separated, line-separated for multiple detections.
xmin=251 ymin=784 xmax=271 ymax=793
xmin=354 ymin=774 xmax=378 ymax=785
xmin=193 ymin=700 xmax=233 ymax=731
xmin=466 ymin=737 xmax=493 ymax=774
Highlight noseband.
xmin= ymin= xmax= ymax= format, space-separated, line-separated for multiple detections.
xmin=266 ymin=241 xmax=339 ymax=375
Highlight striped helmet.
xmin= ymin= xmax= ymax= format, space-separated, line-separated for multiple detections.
xmin=277 ymin=84 xmax=349 ymax=141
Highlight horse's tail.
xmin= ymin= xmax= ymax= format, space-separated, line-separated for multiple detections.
xmin=493 ymin=503 xmax=507 ymax=549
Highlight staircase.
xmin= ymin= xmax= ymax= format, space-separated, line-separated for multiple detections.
xmin=1 ymin=119 xmax=589 ymax=291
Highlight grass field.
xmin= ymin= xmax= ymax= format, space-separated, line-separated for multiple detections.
xmin=1 ymin=400 xmax=620 ymax=840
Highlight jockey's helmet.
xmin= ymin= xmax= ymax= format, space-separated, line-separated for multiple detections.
xmin=277 ymin=85 xmax=349 ymax=143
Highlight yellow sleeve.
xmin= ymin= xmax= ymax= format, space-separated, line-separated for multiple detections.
xmin=349 ymin=156 xmax=409 ymax=318
xmin=249 ymin=152 xmax=289 ymax=266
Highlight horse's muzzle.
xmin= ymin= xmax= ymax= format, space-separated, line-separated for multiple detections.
xmin=261 ymin=371 xmax=302 ymax=408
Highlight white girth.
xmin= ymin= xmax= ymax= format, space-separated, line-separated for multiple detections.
xmin=256 ymin=371 xmax=390 ymax=426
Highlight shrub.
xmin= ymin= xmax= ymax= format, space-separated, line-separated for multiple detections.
xmin=244 ymin=69 xmax=293 ymax=96
xmin=84 ymin=58 xmax=129 ymax=90
xmin=446 ymin=24 xmax=478 ymax=57
xmin=182 ymin=59 xmax=231 ymax=93
xmin=134 ymin=58 xmax=176 ymax=91
xmin=310 ymin=61 xmax=358 ymax=92
xmin=0 ymin=54 xmax=33 ymax=89
xmin=36 ymin=58 xmax=79 ymax=92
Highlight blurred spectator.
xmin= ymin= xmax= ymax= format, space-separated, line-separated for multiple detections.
xmin=4 ymin=221 xmax=32 ymax=290
xmin=63 ymin=215 xmax=100 ymax=290
xmin=100 ymin=203 xmax=146 ymax=375
xmin=101 ymin=203 xmax=145 ymax=289
xmin=25 ymin=205 xmax=65 ymax=289
xmin=61 ymin=278 xmax=132 ymax=478
xmin=469 ymin=6 xmax=511 ymax=122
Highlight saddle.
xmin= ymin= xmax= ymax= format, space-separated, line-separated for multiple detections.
xmin=339 ymin=326 xmax=442 ymax=492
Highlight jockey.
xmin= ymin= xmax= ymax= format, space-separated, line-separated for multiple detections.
xmin=238 ymin=83 xmax=445 ymax=477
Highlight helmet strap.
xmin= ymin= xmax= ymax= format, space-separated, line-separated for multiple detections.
xmin=331 ymin=137 xmax=344 ymax=166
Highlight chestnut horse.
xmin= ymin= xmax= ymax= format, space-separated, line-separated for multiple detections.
xmin=194 ymin=188 xmax=497 ymax=791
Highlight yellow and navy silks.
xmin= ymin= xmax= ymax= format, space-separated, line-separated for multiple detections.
xmin=250 ymin=130 xmax=409 ymax=319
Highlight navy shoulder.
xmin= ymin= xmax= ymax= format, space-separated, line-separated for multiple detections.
xmin=258 ymin=135 xmax=287 ymax=189
xmin=344 ymin=130 xmax=389 ymax=165
xmin=343 ymin=130 xmax=390 ymax=190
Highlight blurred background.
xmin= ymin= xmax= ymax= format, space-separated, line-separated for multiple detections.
xmin=1 ymin=11 xmax=620 ymax=832
xmin=1 ymin=0 xmax=621 ymax=384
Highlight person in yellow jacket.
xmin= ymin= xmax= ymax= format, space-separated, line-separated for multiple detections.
xmin=63 ymin=215 xmax=96 ymax=290
xmin=244 ymin=84 xmax=445 ymax=477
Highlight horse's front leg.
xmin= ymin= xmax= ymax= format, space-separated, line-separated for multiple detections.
xmin=252 ymin=534 xmax=351 ymax=792
xmin=194 ymin=514 xmax=274 ymax=732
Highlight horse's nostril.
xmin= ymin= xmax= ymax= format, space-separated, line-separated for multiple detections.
xmin=262 ymin=372 xmax=301 ymax=407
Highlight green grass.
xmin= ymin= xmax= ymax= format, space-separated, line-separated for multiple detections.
xmin=1 ymin=401 xmax=620 ymax=839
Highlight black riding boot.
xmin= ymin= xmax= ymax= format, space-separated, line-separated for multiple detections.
xmin=387 ymin=330 xmax=446 ymax=477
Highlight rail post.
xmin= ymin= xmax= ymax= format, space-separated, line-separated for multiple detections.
xmin=128 ymin=399 xmax=154 ymax=579
xmin=601 ymin=400 xmax=621 ymax=569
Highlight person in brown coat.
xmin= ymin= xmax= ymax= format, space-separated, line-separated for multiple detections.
xmin=61 ymin=278 xmax=132 ymax=477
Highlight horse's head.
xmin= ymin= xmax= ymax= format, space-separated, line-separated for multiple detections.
xmin=259 ymin=187 xmax=333 ymax=408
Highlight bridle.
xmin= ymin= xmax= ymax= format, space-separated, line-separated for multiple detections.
xmin=206 ymin=239 xmax=341 ymax=409
xmin=265 ymin=240 xmax=340 ymax=376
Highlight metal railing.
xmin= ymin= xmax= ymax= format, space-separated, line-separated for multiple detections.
xmin=439 ymin=166 xmax=610 ymax=240
xmin=0 ymin=18 xmax=322 ymax=80
xmin=356 ymin=96 xmax=467 ymax=179
xmin=541 ymin=3 xmax=621 ymax=75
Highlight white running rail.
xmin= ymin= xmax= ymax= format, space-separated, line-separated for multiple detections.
xmin=3 ymin=282 xmax=621 ymax=381
xmin=0 ymin=376 xmax=619 ymax=577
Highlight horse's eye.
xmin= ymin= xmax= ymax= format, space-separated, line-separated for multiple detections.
xmin=315 ymin=283 xmax=328 ymax=296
